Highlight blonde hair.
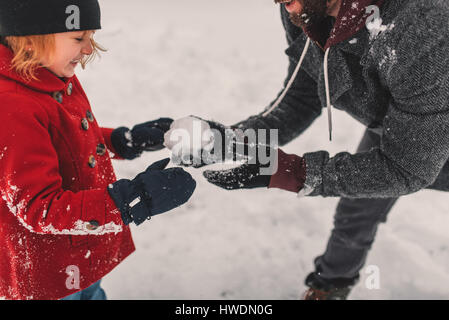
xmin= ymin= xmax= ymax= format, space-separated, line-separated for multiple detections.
xmin=4 ymin=32 xmax=106 ymax=81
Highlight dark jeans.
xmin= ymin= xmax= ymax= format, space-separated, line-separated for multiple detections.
xmin=61 ymin=280 xmax=107 ymax=300
xmin=314 ymin=129 xmax=399 ymax=281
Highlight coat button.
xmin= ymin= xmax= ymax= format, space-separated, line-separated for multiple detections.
xmin=96 ymin=143 xmax=106 ymax=156
xmin=81 ymin=118 xmax=89 ymax=131
xmin=88 ymin=155 xmax=96 ymax=168
xmin=67 ymin=83 xmax=73 ymax=96
xmin=86 ymin=110 xmax=94 ymax=122
xmin=86 ymin=220 xmax=100 ymax=231
xmin=52 ymin=91 xmax=63 ymax=103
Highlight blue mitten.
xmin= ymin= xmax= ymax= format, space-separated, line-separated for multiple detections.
xmin=111 ymin=118 xmax=174 ymax=160
xmin=108 ymin=158 xmax=196 ymax=225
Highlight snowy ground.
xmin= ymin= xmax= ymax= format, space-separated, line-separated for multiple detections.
xmin=78 ymin=0 xmax=449 ymax=299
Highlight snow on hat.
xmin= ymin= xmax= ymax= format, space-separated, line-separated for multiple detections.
xmin=0 ymin=0 xmax=101 ymax=37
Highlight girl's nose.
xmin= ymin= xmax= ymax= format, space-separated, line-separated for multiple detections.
xmin=81 ymin=41 xmax=94 ymax=55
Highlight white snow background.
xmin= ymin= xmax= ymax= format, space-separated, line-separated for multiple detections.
xmin=77 ymin=0 xmax=449 ymax=299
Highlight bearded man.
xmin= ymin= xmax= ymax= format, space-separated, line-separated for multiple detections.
xmin=164 ymin=0 xmax=449 ymax=300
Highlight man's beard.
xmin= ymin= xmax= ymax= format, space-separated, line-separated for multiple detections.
xmin=278 ymin=0 xmax=330 ymax=28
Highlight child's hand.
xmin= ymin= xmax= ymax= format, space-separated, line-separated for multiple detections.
xmin=107 ymin=158 xmax=196 ymax=226
xmin=111 ymin=118 xmax=174 ymax=160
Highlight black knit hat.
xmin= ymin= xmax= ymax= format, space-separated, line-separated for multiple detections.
xmin=0 ymin=0 xmax=101 ymax=37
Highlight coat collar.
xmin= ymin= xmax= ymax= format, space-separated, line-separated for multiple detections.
xmin=0 ymin=44 xmax=73 ymax=93
xmin=302 ymin=0 xmax=385 ymax=50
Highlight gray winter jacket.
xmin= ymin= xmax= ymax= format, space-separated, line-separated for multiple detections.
xmin=235 ymin=0 xmax=449 ymax=198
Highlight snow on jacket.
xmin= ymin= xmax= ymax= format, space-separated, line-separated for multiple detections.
xmin=0 ymin=44 xmax=135 ymax=300
xmin=235 ymin=0 xmax=449 ymax=198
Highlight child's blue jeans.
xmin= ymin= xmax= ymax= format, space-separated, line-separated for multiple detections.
xmin=61 ymin=280 xmax=107 ymax=300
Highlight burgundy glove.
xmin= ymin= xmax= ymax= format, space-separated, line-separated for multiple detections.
xmin=268 ymin=149 xmax=306 ymax=193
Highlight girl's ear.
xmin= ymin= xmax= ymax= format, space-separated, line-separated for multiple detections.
xmin=25 ymin=39 xmax=33 ymax=51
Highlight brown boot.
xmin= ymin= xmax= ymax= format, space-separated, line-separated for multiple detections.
xmin=302 ymin=286 xmax=352 ymax=300
xmin=302 ymin=271 xmax=357 ymax=300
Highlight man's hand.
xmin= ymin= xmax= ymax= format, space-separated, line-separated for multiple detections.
xmin=203 ymin=149 xmax=307 ymax=193
xmin=112 ymin=118 xmax=174 ymax=160
xmin=203 ymin=163 xmax=271 ymax=190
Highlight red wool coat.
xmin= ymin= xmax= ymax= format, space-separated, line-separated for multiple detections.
xmin=0 ymin=44 xmax=135 ymax=300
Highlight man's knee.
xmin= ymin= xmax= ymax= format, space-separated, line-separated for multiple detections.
xmin=335 ymin=197 xmax=398 ymax=223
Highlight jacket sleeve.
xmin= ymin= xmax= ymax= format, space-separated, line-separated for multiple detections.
xmin=0 ymin=93 xmax=125 ymax=235
xmin=301 ymin=6 xmax=449 ymax=198
xmin=233 ymin=6 xmax=322 ymax=146
xmin=100 ymin=127 xmax=124 ymax=160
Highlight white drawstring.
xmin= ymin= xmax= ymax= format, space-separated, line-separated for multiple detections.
xmin=262 ymin=37 xmax=333 ymax=142
xmin=262 ymin=37 xmax=311 ymax=117
xmin=323 ymin=47 xmax=333 ymax=141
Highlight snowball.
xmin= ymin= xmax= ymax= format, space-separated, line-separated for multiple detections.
xmin=163 ymin=116 xmax=214 ymax=157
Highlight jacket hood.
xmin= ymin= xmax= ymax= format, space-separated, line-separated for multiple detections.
xmin=303 ymin=0 xmax=385 ymax=49
xmin=0 ymin=44 xmax=70 ymax=93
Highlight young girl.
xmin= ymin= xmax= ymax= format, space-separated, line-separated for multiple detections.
xmin=0 ymin=0 xmax=196 ymax=300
